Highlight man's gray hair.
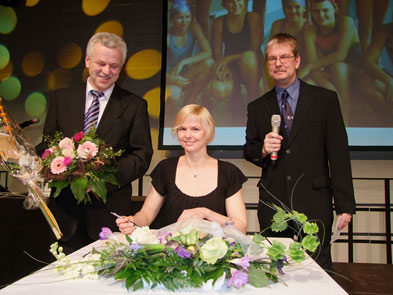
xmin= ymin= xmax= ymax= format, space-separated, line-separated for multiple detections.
xmin=86 ymin=32 xmax=127 ymax=65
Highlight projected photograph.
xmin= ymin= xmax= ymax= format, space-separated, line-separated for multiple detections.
xmin=161 ymin=0 xmax=393 ymax=148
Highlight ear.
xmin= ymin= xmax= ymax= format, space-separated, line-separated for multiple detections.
xmin=85 ymin=54 xmax=90 ymax=68
xmin=295 ymin=55 xmax=301 ymax=70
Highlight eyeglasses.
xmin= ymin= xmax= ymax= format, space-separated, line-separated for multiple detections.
xmin=267 ymin=55 xmax=295 ymax=65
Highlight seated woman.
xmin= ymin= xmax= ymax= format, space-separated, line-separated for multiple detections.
xmin=166 ymin=0 xmax=213 ymax=118
xmin=116 ymin=104 xmax=248 ymax=234
xmin=299 ymin=0 xmax=360 ymax=122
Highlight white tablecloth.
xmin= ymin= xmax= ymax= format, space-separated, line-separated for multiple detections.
xmin=0 ymin=237 xmax=348 ymax=295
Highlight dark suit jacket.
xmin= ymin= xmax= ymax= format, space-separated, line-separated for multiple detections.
xmin=36 ymin=84 xmax=153 ymax=241
xmin=244 ymin=80 xmax=355 ymax=237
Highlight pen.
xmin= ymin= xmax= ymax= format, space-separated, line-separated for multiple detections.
xmin=110 ymin=211 xmax=139 ymax=227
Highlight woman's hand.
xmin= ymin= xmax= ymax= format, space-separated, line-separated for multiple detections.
xmin=177 ymin=207 xmax=210 ymax=223
xmin=115 ymin=216 xmax=137 ymax=235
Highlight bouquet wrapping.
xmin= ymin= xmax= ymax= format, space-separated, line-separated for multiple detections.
xmin=0 ymin=97 xmax=62 ymax=239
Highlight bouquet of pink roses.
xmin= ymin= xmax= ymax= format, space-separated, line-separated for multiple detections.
xmin=40 ymin=128 xmax=123 ymax=204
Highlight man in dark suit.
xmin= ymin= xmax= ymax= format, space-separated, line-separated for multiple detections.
xmin=36 ymin=32 xmax=153 ymax=253
xmin=243 ymin=33 xmax=355 ymax=271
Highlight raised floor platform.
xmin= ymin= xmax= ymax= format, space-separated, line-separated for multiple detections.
xmin=332 ymin=262 xmax=393 ymax=295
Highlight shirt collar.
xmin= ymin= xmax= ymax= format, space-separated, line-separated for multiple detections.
xmin=86 ymin=78 xmax=114 ymax=101
xmin=275 ymin=78 xmax=300 ymax=100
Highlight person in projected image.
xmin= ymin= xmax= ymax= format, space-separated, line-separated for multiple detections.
xmin=116 ymin=104 xmax=248 ymax=234
xmin=200 ymin=63 xmax=247 ymax=126
xmin=166 ymin=0 xmax=213 ymax=119
xmin=361 ymin=12 xmax=393 ymax=116
xmin=298 ymin=0 xmax=361 ymax=123
xmin=269 ymin=0 xmax=309 ymax=70
xmin=212 ymin=0 xmax=263 ymax=103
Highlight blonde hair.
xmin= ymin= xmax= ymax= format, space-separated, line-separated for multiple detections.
xmin=265 ymin=33 xmax=300 ymax=60
xmin=172 ymin=104 xmax=215 ymax=143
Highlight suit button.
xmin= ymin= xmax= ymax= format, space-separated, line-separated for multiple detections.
xmin=286 ymin=149 xmax=291 ymax=154
xmin=287 ymin=176 xmax=292 ymax=181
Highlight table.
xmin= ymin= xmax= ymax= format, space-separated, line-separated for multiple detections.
xmin=0 ymin=237 xmax=348 ymax=295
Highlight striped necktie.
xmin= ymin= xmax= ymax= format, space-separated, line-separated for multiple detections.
xmin=281 ymin=90 xmax=294 ymax=136
xmin=84 ymin=90 xmax=103 ymax=133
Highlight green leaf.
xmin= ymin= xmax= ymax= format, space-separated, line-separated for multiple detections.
xmin=272 ymin=208 xmax=286 ymax=223
xmin=271 ymin=220 xmax=288 ymax=232
xmin=267 ymin=241 xmax=286 ymax=260
xmin=303 ymin=222 xmax=319 ymax=234
xmin=49 ymin=180 xmax=70 ymax=198
xmin=289 ymin=242 xmax=306 ymax=262
xmin=248 ymin=264 xmax=269 ymax=288
xmin=88 ymin=178 xmax=107 ymax=203
xmin=301 ymin=235 xmax=320 ymax=252
xmin=100 ymin=173 xmax=119 ymax=186
xmin=71 ymin=176 xmax=88 ymax=204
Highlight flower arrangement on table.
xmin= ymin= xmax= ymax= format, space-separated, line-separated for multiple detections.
xmin=50 ymin=209 xmax=320 ymax=292
xmin=40 ymin=128 xmax=123 ymax=204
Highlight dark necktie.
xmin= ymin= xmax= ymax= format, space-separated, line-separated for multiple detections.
xmin=84 ymin=90 xmax=103 ymax=133
xmin=281 ymin=90 xmax=294 ymax=136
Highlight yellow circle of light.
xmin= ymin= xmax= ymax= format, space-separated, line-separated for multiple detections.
xmin=58 ymin=42 xmax=82 ymax=69
xmin=25 ymin=0 xmax=40 ymax=7
xmin=0 ymin=61 xmax=13 ymax=81
xmin=48 ymin=68 xmax=72 ymax=90
xmin=82 ymin=0 xmax=110 ymax=16
xmin=125 ymin=49 xmax=161 ymax=80
xmin=143 ymin=87 xmax=163 ymax=119
xmin=95 ymin=20 xmax=124 ymax=37
xmin=0 ymin=6 xmax=17 ymax=34
xmin=23 ymin=51 xmax=45 ymax=77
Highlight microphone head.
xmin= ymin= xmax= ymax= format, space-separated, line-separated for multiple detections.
xmin=271 ymin=114 xmax=281 ymax=128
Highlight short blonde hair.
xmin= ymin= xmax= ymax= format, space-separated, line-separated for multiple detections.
xmin=265 ymin=33 xmax=300 ymax=60
xmin=172 ymin=104 xmax=215 ymax=143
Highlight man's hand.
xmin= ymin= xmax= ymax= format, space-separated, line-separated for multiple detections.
xmin=337 ymin=213 xmax=352 ymax=230
xmin=262 ymin=132 xmax=283 ymax=157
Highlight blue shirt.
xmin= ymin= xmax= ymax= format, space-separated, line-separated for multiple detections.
xmin=275 ymin=78 xmax=300 ymax=115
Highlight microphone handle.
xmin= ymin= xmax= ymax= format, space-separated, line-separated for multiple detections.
xmin=270 ymin=126 xmax=280 ymax=161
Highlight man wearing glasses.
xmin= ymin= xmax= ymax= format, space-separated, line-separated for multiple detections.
xmin=243 ymin=33 xmax=355 ymax=271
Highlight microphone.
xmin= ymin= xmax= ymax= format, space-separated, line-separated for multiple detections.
xmin=19 ymin=118 xmax=40 ymax=129
xmin=270 ymin=114 xmax=281 ymax=162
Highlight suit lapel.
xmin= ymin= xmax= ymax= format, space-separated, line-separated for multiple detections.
xmin=288 ymin=81 xmax=313 ymax=145
xmin=72 ymin=84 xmax=86 ymax=133
xmin=97 ymin=85 xmax=128 ymax=138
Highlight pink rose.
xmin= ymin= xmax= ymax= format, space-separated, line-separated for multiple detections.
xmin=59 ymin=137 xmax=74 ymax=151
xmin=73 ymin=131 xmax=84 ymax=142
xmin=41 ymin=149 xmax=52 ymax=159
xmin=50 ymin=156 xmax=67 ymax=174
xmin=63 ymin=157 xmax=72 ymax=166
xmin=77 ymin=141 xmax=98 ymax=159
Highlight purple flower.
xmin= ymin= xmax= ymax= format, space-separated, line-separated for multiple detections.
xmin=99 ymin=227 xmax=112 ymax=240
xmin=174 ymin=246 xmax=191 ymax=258
xmin=73 ymin=131 xmax=84 ymax=142
xmin=130 ymin=243 xmax=142 ymax=251
xmin=230 ymin=255 xmax=250 ymax=272
xmin=277 ymin=256 xmax=288 ymax=274
xmin=41 ymin=149 xmax=52 ymax=160
xmin=227 ymin=269 xmax=248 ymax=288
xmin=63 ymin=156 xmax=72 ymax=166
xmin=157 ymin=231 xmax=172 ymax=243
